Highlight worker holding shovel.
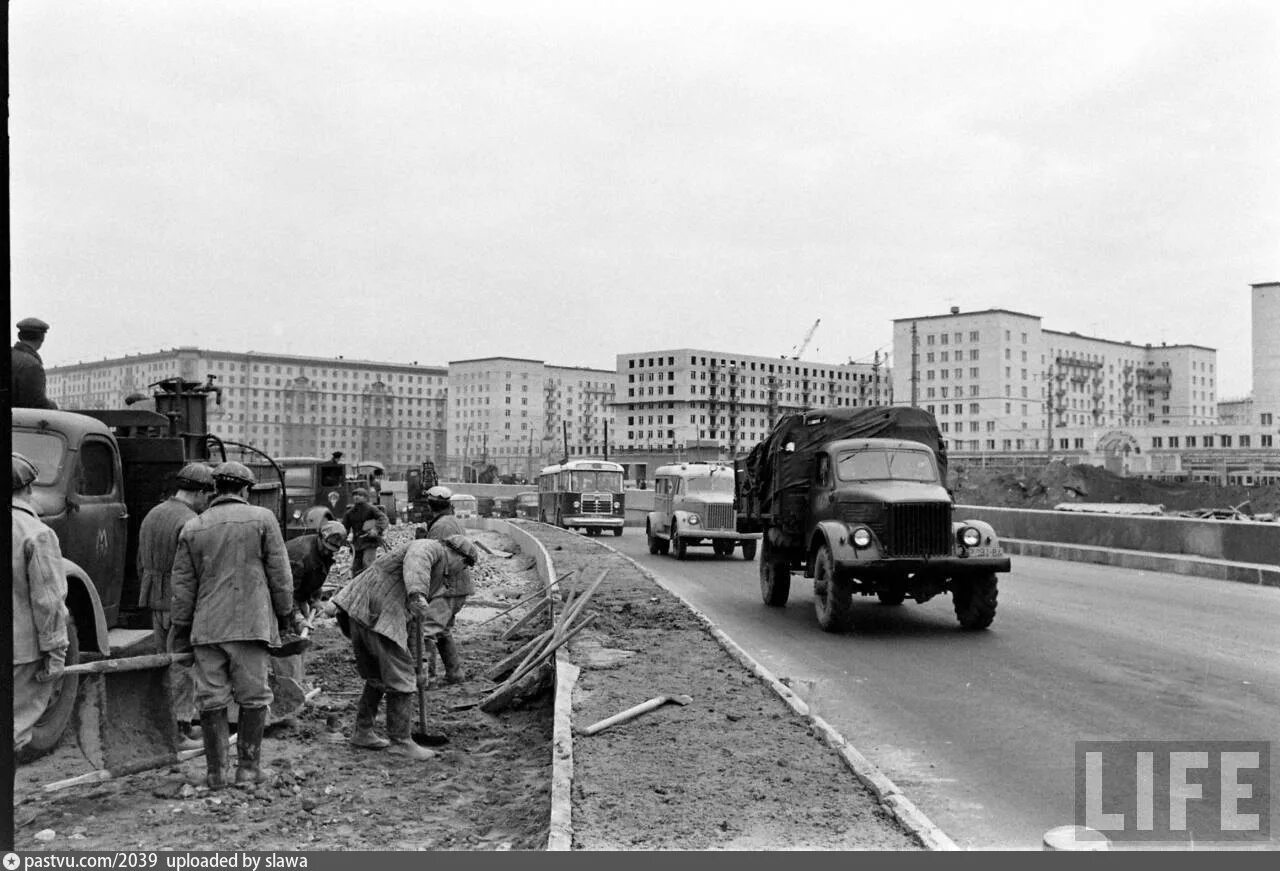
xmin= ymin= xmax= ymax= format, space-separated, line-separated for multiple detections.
xmin=330 ymin=534 xmax=479 ymax=760
xmin=414 ymin=487 xmax=476 ymax=684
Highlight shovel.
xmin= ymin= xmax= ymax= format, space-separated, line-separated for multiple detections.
xmin=270 ymin=624 xmax=311 ymax=658
xmin=411 ymin=617 xmax=448 ymax=748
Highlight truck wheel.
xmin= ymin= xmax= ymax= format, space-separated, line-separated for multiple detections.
xmin=876 ymin=589 xmax=906 ymax=606
xmin=759 ymin=538 xmax=790 ymax=607
xmin=741 ymin=540 xmax=757 ymax=561
xmin=16 ymin=628 xmax=81 ymax=763
xmin=813 ymin=545 xmax=854 ymax=633
xmin=673 ymin=532 xmax=688 ymax=560
xmin=647 ymin=523 xmax=660 ymax=554
xmin=712 ymin=541 xmax=733 ymax=557
xmin=613 ymin=527 xmax=623 ymax=537
xmin=953 ymin=573 xmax=998 ymax=630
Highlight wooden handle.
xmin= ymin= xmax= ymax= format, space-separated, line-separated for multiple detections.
xmin=62 ymin=652 xmax=194 ymax=676
xmin=580 ymin=696 xmax=668 ymax=736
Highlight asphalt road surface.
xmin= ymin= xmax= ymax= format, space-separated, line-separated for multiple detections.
xmin=608 ymin=532 xmax=1280 ymax=850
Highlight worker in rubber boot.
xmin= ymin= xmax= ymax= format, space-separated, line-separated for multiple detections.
xmin=342 ymin=488 xmax=388 ymax=578
xmin=137 ymin=462 xmax=215 ymax=750
xmin=330 ymin=534 xmax=478 ymax=759
xmin=414 ymin=486 xmax=477 ymax=684
xmin=12 ymin=453 xmax=70 ymax=755
xmin=169 ymin=461 xmax=294 ymax=790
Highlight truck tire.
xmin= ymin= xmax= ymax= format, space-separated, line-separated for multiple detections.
xmin=759 ymin=537 xmax=790 ymax=607
xmin=876 ymin=589 xmax=906 ymax=606
xmin=712 ymin=541 xmax=733 ymax=558
xmin=613 ymin=527 xmax=623 ymax=536
xmin=672 ymin=530 xmax=688 ymax=560
xmin=953 ymin=573 xmax=998 ymax=630
xmin=16 ymin=627 xmax=81 ymax=763
xmin=741 ymin=540 xmax=757 ymax=561
xmin=647 ymin=523 xmax=660 ymax=554
xmin=813 ymin=545 xmax=854 ymax=633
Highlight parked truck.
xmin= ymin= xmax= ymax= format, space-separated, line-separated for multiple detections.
xmin=11 ymin=377 xmax=284 ymax=759
xmin=734 ymin=405 xmax=1011 ymax=633
xmin=404 ymin=460 xmax=439 ymax=523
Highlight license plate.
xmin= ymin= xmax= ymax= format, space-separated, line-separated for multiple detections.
xmin=964 ymin=546 xmax=1004 ymax=558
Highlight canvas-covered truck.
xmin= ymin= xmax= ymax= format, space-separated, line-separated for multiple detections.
xmin=734 ymin=405 xmax=1011 ymax=633
xmin=646 ymin=461 xmax=761 ymax=560
xmin=11 ymin=378 xmax=285 ymax=759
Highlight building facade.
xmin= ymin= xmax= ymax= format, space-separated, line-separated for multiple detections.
xmin=614 ymin=348 xmax=889 ymax=458
xmin=46 ymin=348 xmax=449 ymax=475
xmin=1253 ymin=281 xmax=1280 ymax=422
xmin=446 ymin=357 xmax=617 ymax=482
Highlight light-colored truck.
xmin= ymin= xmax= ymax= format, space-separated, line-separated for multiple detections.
xmin=646 ymin=461 xmax=761 ymax=560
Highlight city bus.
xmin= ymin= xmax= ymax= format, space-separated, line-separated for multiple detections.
xmin=537 ymin=459 xmax=626 ymax=536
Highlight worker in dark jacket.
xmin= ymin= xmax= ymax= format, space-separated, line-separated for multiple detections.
xmin=169 ymin=461 xmax=295 ymax=790
xmin=330 ymin=534 xmax=479 ymax=760
xmin=342 ymin=488 xmax=388 ymax=577
xmin=287 ymin=520 xmax=346 ymax=616
xmin=413 ymin=486 xmax=476 ymax=684
xmin=137 ymin=463 xmax=215 ymax=748
xmin=11 ymin=317 xmax=58 ymax=409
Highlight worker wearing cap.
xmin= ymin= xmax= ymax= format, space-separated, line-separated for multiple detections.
xmin=169 ymin=461 xmax=294 ymax=790
xmin=331 ymin=533 xmax=479 ymax=760
xmin=413 ymin=485 xmax=476 ymax=684
xmin=12 ymin=317 xmax=58 ymax=410
xmin=137 ymin=463 xmax=216 ymax=749
xmin=12 ymin=452 xmax=70 ymax=754
xmin=342 ymin=487 xmax=388 ymax=578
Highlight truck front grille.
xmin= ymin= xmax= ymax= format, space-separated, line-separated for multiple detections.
xmin=703 ymin=504 xmax=735 ymax=530
xmin=883 ymin=503 xmax=952 ymax=556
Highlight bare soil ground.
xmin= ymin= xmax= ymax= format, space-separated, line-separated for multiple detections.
xmin=952 ymin=461 xmax=1280 ymax=515
xmin=14 ymin=521 xmax=921 ymax=852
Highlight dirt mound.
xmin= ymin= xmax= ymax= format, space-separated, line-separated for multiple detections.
xmin=952 ymin=461 xmax=1280 ymax=515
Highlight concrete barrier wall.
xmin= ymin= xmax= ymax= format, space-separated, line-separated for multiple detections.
xmin=956 ymin=505 xmax=1279 ymax=565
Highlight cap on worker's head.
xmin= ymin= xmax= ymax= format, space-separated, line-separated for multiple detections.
xmin=443 ymin=534 xmax=479 ymax=567
xmin=175 ymin=462 xmax=216 ymax=492
xmin=17 ymin=317 xmax=50 ymax=333
xmin=352 ymin=487 xmax=369 ymax=499
xmin=12 ymin=452 xmax=39 ymax=491
xmin=213 ymin=460 xmax=256 ymax=487
xmin=320 ymin=520 xmax=345 ymax=539
xmin=425 ymin=485 xmax=453 ymax=505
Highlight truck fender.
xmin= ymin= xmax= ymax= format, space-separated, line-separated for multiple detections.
xmin=671 ymin=509 xmax=701 ymax=531
xmin=62 ymin=558 xmax=112 ymax=656
xmin=303 ymin=506 xmax=335 ymax=532
xmin=953 ymin=517 xmax=1000 ymax=547
xmin=810 ymin=521 xmax=878 ymax=571
xmin=645 ymin=511 xmax=665 ymax=537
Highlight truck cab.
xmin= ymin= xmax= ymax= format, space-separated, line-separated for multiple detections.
xmin=646 ymin=461 xmax=761 ymax=560
xmin=737 ymin=406 xmax=1011 ymax=633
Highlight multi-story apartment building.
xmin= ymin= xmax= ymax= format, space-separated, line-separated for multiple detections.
xmin=614 ymin=348 xmax=889 ymax=457
xmin=45 ymin=347 xmax=449 ymax=474
xmin=447 ymin=357 xmax=617 ymax=481
xmin=892 ymin=308 xmax=1217 ymax=455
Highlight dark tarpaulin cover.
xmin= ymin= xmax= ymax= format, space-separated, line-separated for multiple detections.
xmin=739 ymin=406 xmax=946 ymax=538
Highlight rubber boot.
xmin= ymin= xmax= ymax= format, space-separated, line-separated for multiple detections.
xmin=436 ymin=635 xmax=465 ymax=684
xmin=200 ymin=708 xmax=230 ymax=791
xmin=385 ymin=693 xmax=435 ymax=761
xmin=234 ymin=706 xmax=274 ymax=786
xmin=349 ymin=683 xmax=390 ymax=749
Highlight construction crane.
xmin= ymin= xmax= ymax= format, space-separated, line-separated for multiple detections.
xmin=788 ymin=318 xmax=821 ymax=360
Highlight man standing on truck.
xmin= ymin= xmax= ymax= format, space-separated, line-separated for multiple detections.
xmin=343 ymin=487 xmax=389 ymax=578
xmin=137 ymin=462 xmax=216 ymax=749
xmin=12 ymin=452 xmax=70 ymax=754
xmin=330 ymin=533 xmax=479 ymax=760
xmin=414 ymin=486 xmax=475 ymax=684
xmin=11 ymin=317 xmax=58 ymax=409
xmin=168 ymin=461 xmax=296 ymax=790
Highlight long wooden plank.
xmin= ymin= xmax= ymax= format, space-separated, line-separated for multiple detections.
xmin=63 ymin=652 xmax=194 ymax=676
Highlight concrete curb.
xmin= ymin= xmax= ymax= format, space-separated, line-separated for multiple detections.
xmin=482 ymin=520 xmax=575 ymax=852
xmin=603 ymin=544 xmax=960 ymax=852
xmin=1002 ymin=538 xmax=1280 ymax=587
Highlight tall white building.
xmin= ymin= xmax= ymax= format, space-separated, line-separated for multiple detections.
xmin=614 ymin=348 xmax=888 ymax=456
xmin=1253 ymin=281 xmax=1280 ymax=423
xmin=45 ymin=347 xmax=449 ymax=473
xmin=448 ymin=357 xmax=616 ymax=480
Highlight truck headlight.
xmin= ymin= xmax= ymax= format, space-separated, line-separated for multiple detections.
xmin=292 ymin=509 xmax=302 ymax=520
xmin=687 ymin=515 xmax=700 ymax=526
xmin=851 ymin=527 xmax=872 ymax=548
xmin=959 ymin=526 xmax=981 ymax=547
xmin=572 ymin=500 xmax=580 ymax=509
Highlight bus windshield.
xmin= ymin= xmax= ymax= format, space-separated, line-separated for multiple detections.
xmin=569 ymin=471 xmax=623 ymax=492
xmin=836 ymin=449 xmax=938 ymax=483
xmin=686 ymin=475 xmax=734 ymax=494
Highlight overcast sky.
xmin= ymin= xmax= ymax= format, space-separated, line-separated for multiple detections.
xmin=10 ymin=0 xmax=1278 ymax=398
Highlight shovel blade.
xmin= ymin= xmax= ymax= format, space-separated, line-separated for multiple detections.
xmin=77 ymin=668 xmax=179 ymax=771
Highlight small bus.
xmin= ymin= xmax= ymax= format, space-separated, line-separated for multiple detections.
xmin=538 ymin=459 xmax=626 ymax=536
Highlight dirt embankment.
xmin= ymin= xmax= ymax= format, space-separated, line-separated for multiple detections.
xmin=951 ymin=461 xmax=1280 ymax=515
